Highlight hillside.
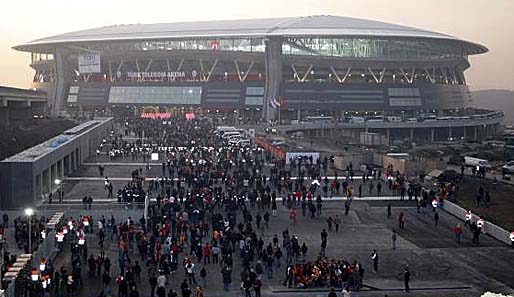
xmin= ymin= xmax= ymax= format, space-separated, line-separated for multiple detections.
xmin=470 ymin=89 xmax=514 ymax=125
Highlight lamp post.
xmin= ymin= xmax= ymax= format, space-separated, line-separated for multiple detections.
xmin=55 ymin=179 xmax=62 ymax=203
xmin=25 ymin=208 xmax=34 ymax=253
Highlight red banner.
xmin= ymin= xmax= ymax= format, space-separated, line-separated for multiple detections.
xmin=140 ymin=112 xmax=172 ymax=119
xmin=255 ymin=136 xmax=286 ymax=159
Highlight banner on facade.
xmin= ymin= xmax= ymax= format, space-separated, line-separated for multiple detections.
xmin=78 ymin=54 xmax=101 ymax=73
xmin=285 ymin=152 xmax=320 ymax=164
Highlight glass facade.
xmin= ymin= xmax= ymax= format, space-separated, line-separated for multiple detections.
xmin=131 ymin=38 xmax=266 ymax=53
xmin=109 ymin=86 xmax=202 ymax=105
xmin=73 ymin=37 xmax=463 ymax=60
xmin=282 ymin=37 xmax=463 ymax=60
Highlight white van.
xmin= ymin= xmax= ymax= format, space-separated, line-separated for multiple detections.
xmin=349 ymin=117 xmax=365 ymax=123
xmin=222 ymin=131 xmax=241 ymax=139
xmin=215 ymin=126 xmax=237 ymax=135
xmin=386 ymin=116 xmax=402 ymax=122
xmin=464 ymin=156 xmax=491 ymax=169
xmin=239 ymin=139 xmax=251 ymax=146
xmin=228 ymin=138 xmax=250 ymax=146
xmin=366 ymin=116 xmax=384 ymax=123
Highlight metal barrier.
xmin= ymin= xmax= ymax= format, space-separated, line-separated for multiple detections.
xmin=3 ymin=282 xmax=14 ymax=297
xmin=1 ymin=211 xmax=65 ymax=297
xmin=31 ymin=229 xmax=57 ymax=273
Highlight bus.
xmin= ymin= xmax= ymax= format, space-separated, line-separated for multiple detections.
xmin=303 ymin=116 xmax=334 ymax=123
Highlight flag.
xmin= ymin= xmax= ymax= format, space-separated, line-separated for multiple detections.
xmin=269 ymin=98 xmax=280 ymax=109
xmin=210 ymin=40 xmax=221 ymax=50
xmin=279 ymin=96 xmax=287 ymax=109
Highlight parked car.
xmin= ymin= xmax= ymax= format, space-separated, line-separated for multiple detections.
xmin=502 ymin=161 xmax=514 ymax=174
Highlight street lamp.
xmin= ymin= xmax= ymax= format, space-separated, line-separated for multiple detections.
xmin=55 ymin=179 xmax=62 ymax=203
xmin=25 ymin=208 xmax=34 ymax=253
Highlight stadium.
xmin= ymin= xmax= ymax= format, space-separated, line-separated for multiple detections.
xmin=13 ymin=15 xmax=503 ymax=140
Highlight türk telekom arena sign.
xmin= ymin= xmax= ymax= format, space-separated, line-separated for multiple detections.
xmin=126 ymin=71 xmax=186 ymax=79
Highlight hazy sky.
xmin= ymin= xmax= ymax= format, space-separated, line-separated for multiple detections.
xmin=1 ymin=0 xmax=513 ymax=90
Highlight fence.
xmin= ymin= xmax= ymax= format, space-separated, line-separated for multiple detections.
xmin=1 ymin=212 xmax=65 ymax=297
xmin=443 ymin=200 xmax=512 ymax=245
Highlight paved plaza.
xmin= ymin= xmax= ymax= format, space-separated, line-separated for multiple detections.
xmin=2 ymin=126 xmax=514 ymax=297
xmin=4 ymin=172 xmax=514 ymax=297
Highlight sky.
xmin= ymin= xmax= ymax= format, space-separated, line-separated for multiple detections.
xmin=0 ymin=0 xmax=513 ymax=90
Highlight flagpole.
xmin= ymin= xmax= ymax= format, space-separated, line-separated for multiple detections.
xmin=266 ymin=98 xmax=269 ymax=125
xmin=278 ymin=101 xmax=282 ymax=125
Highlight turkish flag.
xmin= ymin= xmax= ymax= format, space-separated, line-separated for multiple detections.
xmin=279 ymin=96 xmax=287 ymax=108
xmin=211 ymin=40 xmax=221 ymax=50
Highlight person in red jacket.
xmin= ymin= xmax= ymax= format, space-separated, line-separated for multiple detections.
xmin=289 ymin=208 xmax=297 ymax=224
xmin=454 ymin=223 xmax=462 ymax=243
xmin=203 ymin=244 xmax=211 ymax=264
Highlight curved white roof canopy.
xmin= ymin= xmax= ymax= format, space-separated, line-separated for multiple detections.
xmin=14 ymin=15 xmax=487 ymax=55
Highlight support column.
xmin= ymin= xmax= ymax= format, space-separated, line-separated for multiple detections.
xmin=297 ymin=109 xmax=301 ymax=121
xmin=474 ymin=127 xmax=478 ymax=141
xmin=386 ymin=129 xmax=391 ymax=144
xmin=410 ymin=128 xmax=414 ymax=140
xmin=449 ymin=126 xmax=453 ymax=139
xmin=37 ymin=174 xmax=43 ymax=198
xmin=67 ymin=154 xmax=72 ymax=173
xmin=51 ymin=164 xmax=56 ymax=189
xmin=0 ymin=107 xmax=9 ymax=127
xmin=463 ymin=126 xmax=467 ymax=139
xmin=60 ymin=159 xmax=65 ymax=179
xmin=47 ymin=168 xmax=52 ymax=194
xmin=263 ymin=37 xmax=283 ymax=122
xmin=50 ymin=48 xmax=71 ymax=115
xmin=431 ymin=128 xmax=435 ymax=142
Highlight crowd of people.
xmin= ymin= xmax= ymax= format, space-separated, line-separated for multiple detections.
xmin=2 ymin=115 xmax=445 ymax=297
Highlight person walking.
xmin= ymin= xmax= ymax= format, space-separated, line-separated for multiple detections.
xmin=185 ymin=262 xmax=196 ymax=285
xmin=180 ymin=279 xmax=191 ymax=297
xmin=387 ymin=204 xmax=391 ymax=219
xmin=199 ymin=267 xmax=207 ymax=288
xmin=328 ymin=288 xmax=338 ymax=297
xmin=3 ymin=213 xmax=9 ymax=228
xmin=289 ymin=208 xmax=297 ymax=224
xmin=344 ymin=200 xmax=351 ymax=216
xmin=371 ymin=250 xmax=379 ymax=273
xmin=454 ymin=223 xmax=462 ymax=244
xmin=320 ymin=229 xmax=328 ymax=257
xmin=195 ymin=287 xmax=203 ymax=297
xmin=334 ymin=215 xmax=341 ymax=233
xmin=221 ymin=266 xmax=232 ymax=291
xmin=253 ymin=278 xmax=262 ymax=297
xmin=148 ymin=273 xmax=157 ymax=297
xmin=392 ymin=229 xmax=397 ymax=250
xmin=434 ymin=212 xmax=439 ymax=226
xmin=403 ymin=266 xmax=411 ymax=292
xmin=242 ymin=276 xmax=252 ymax=297
xmin=398 ymin=212 xmax=405 ymax=230
xmin=157 ymin=272 xmax=167 ymax=291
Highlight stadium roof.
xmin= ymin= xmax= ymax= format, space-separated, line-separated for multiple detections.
xmin=14 ymin=15 xmax=487 ymax=55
